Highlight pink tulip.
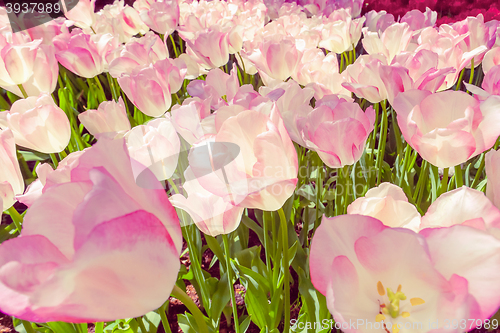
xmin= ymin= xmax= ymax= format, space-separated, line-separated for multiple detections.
xmin=0 ymin=139 xmax=181 ymax=322
xmin=26 ymin=18 xmax=70 ymax=45
xmin=465 ymin=64 xmax=500 ymax=99
xmin=54 ymin=29 xmax=118 ymax=78
xmin=421 ymin=186 xmax=500 ymax=239
xmin=171 ymin=97 xmax=213 ymax=144
xmin=0 ymin=129 xmax=24 ymax=211
xmin=0 ymin=93 xmax=71 ymax=154
xmin=347 ymin=182 xmax=421 ymax=231
xmin=108 ymin=32 xmax=169 ymax=78
xmin=364 ymin=10 xmax=395 ymax=33
xmin=362 ymin=22 xmax=413 ymax=64
xmin=342 ymin=54 xmax=390 ymax=103
xmin=190 ymin=108 xmax=298 ymax=211
xmin=310 ymin=214 xmax=500 ymax=330
xmin=393 ymin=90 xmax=500 ymax=168
xmin=2 ymin=43 xmax=59 ymax=98
xmin=400 ymin=8 xmax=437 ymax=31
xmin=0 ymin=35 xmax=42 ymax=88
xmin=92 ymin=0 xmax=150 ymax=44
xmin=486 ymin=148 xmax=500 ymax=211
xmin=482 ymin=47 xmax=500 ymax=74
xmin=170 ymin=168 xmax=244 ymax=236
xmin=139 ymin=0 xmax=179 ymax=35
xmin=78 ymin=97 xmax=131 ymax=138
xmin=125 ymin=115 xmax=180 ymax=182
xmin=16 ymin=163 xmax=54 ymax=208
xmin=184 ymin=25 xmax=230 ymax=70
xmin=246 ymin=34 xmax=301 ymax=82
xmin=62 ymin=0 xmax=97 ymax=30
xmin=318 ymin=9 xmax=365 ymax=54
xmin=117 ymin=58 xmax=186 ymax=117
xmin=298 ymin=96 xmax=375 ymax=168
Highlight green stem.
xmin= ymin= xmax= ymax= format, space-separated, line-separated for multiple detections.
xmin=21 ymin=321 xmax=36 ymax=333
xmin=50 ymin=153 xmax=59 ymax=168
xmin=158 ymin=302 xmax=172 ymax=333
xmin=171 ymin=285 xmax=209 ymax=333
xmin=223 ymin=234 xmax=240 ymax=333
xmin=471 ymin=154 xmax=486 ymax=189
xmin=455 ymin=164 xmax=463 ymax=188
xmin=263 ymin=211 xmax=272 ymax=280
xmin=7 ymin=206 xmax=23 ymax=233
xmin=455 ymin=68 xmax=465 ymax=91
xmin=278 ymin=208 xmax=290 ymax=333
xmin=413 ymin=160 xmax=429 ymax=202
xmin=314 ymin=156 xmax=323 ymax=232
xmin=468 ymin=58 xmax=475 ymax=85
xmin=376 ymin=101 xmax=388 ymax=185
xmin=169 ymin=34 xmax=179 ymax=58
xmin=93 ymin=76 xmax=106 ymax=103
xmin=17 ymin=84 xmax=28 ymax=98
xmin=342 ymin=165 xmax=352 ymax=214
xmin=94 ymin=322 xmax=104 ymax=333
xmin=438 ymin=167 xmax=449 ymax=197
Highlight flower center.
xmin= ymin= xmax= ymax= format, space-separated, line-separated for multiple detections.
xmin=375 ymin=281 xmax=425 ymax=324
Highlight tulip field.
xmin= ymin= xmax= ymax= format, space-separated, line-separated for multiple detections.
xmin=2 ymin=0 xmax=500 ymax=332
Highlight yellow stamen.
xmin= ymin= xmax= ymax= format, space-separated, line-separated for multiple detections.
xmin=397 ymin=284 xmax=402 ymax=292
xmin=377 ymin=281 xmax=385 ymax=296
xmin=393 ymin=323 xmax=401 ymax=333
xmin=375 ymin=314 xmax=386 ymax=322
xmin=410 ymin=297 xmax=425 ymax=306
xmin=401 ymin=311 xmax=410 ymax=318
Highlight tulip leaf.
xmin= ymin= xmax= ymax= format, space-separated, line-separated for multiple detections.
xmin=140 ymin=311 xmax=161 ymax=333
xmin=210 ymin=273 xmax=231 ymax=323
xmin=18 ymin=150 xmax=50 ymax=162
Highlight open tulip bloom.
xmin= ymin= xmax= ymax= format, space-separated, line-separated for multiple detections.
xmin=1 ymin=1 xmax=500 ymax=332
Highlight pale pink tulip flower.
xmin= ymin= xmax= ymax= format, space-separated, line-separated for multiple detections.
xmin=0 ymin=129 xmax=24 ymax=211
xmin=465 ymin=64 xmax=500 ymax=99
xmin=0 ymin=93 xmax=71 ymax=154
xmin=125 ymin=114 xmax=180 ymax=182
xmin=362 ymin=22 xmax=413 ymax=64
xmin=108 ymin=32 xmax=169 ymax=78
xmin=171 ymin=97 xmax=213 ymax=144
xmin=190 ymin=108 xmax=298 ymax=211
xmin=117 ymin=58 xmax=186 ymax=117
xmin=421 ymin=186 xmax=500 ymax=239
xmin=0 ymin=35 xmax=42 ymax=88
xmin=0 ymin=139 xmax=182 ymax=322
xmin=78 ymin=97 xmax=131 ymax=138
xmin=400 ymin=8 xmax=437 ymax=32
xmin=54 ymin=29 xmax=118 ymax=78
xmin=170 ymin=168 xmax=244 ymax=236
xmin=318 ymin=9 xmax=365 ymax=53
xmin=310 ymin=214 xmax=500 ymax=331
xmin=62 ymin=0 xmax=97 ymax=30
xmin=16 ymin=163 xmax=55 ymax=208
xmin=347 ymin=182 xmax=421 ymax=231
xmin=139 ymin=0 xmax=179 ymax=35
xmin=184 ymin=25 xmax=230 ymax=70
xmin=393 ymin=90 xmax=500 ymax=168
xmin=364 ymin=10 xmax=395 ymax=33
xmin=482 ymin=47 xmax=500 ymax=74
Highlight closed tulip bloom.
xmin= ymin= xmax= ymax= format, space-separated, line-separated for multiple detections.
xmin=318 ymin=9 xmax=365 ymax=53
xmin=54 ymin=29 xmax=117 ymax=78
xmin=190 ymin=108 xmax=298 ymax=211
xmin=246 ymin=34 xmax=301 ymax=82
xmin=364 ymin=10 xmax=395 ymax=33
xmin=400 ymin=8 xmax=437 ymax=31
xmin=310 ymin=215 xmax=500 ymax=330
xmin=125 ymin=115 xmax=180 ymax=182
xmin=108 ymin=32 xmax=169 ymax=78
xmin=0 ymin=129 xmax=24 ymax=211
xmin=0 ymin=139 xmax=182 ymax=322
xmin=170 ymin=168 xmax=244 ymax=237
xmin=393 ymin=90 xmax=500 ymax=168
xmin=0 ymin=35 xmax=42 ymax=88
xmin=362 ymin=22 xmax=413 ymax=64
xmin=342 ymin=54 xmax=389 ymax=103
xmin=299 ymin=97 xmax=375 ymax=168
xmin=347 ymin=182 xmax=421 ymax=231
xmin=139 ymin=0 xmax=180 ymax=35
xmin=78 ymin=97 xmax=131 ymax=138
xmin=486 ymin=148 xmax=500 ymax=210
xmin=421 ymin=186 xmax=500 ymax=239
xmin=482 ymin=47 xmax=500 ymax=74
xmin=185 ymin=25 xmax=230 ymax=70
xmin=118 ymin=58 xmax=186 ymax=117
xmin=63 ymin=0 xmax=97 ymax=30
xmin=0 ymin=93 xmax=71 ymax=154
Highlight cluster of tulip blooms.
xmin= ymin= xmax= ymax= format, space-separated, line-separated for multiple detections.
xmin=1 ymin=0 xmax=500 ymax=332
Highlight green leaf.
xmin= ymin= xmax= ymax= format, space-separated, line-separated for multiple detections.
xmin=19 ymin=150 xmax=50 ymax=162
xmin=210 ymin=273 xmax=231 ymax=322
xmin=239 ymin=315 xmax=252 ymax=333
xmin=141 ymin=311 xmax=161 ymax=333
